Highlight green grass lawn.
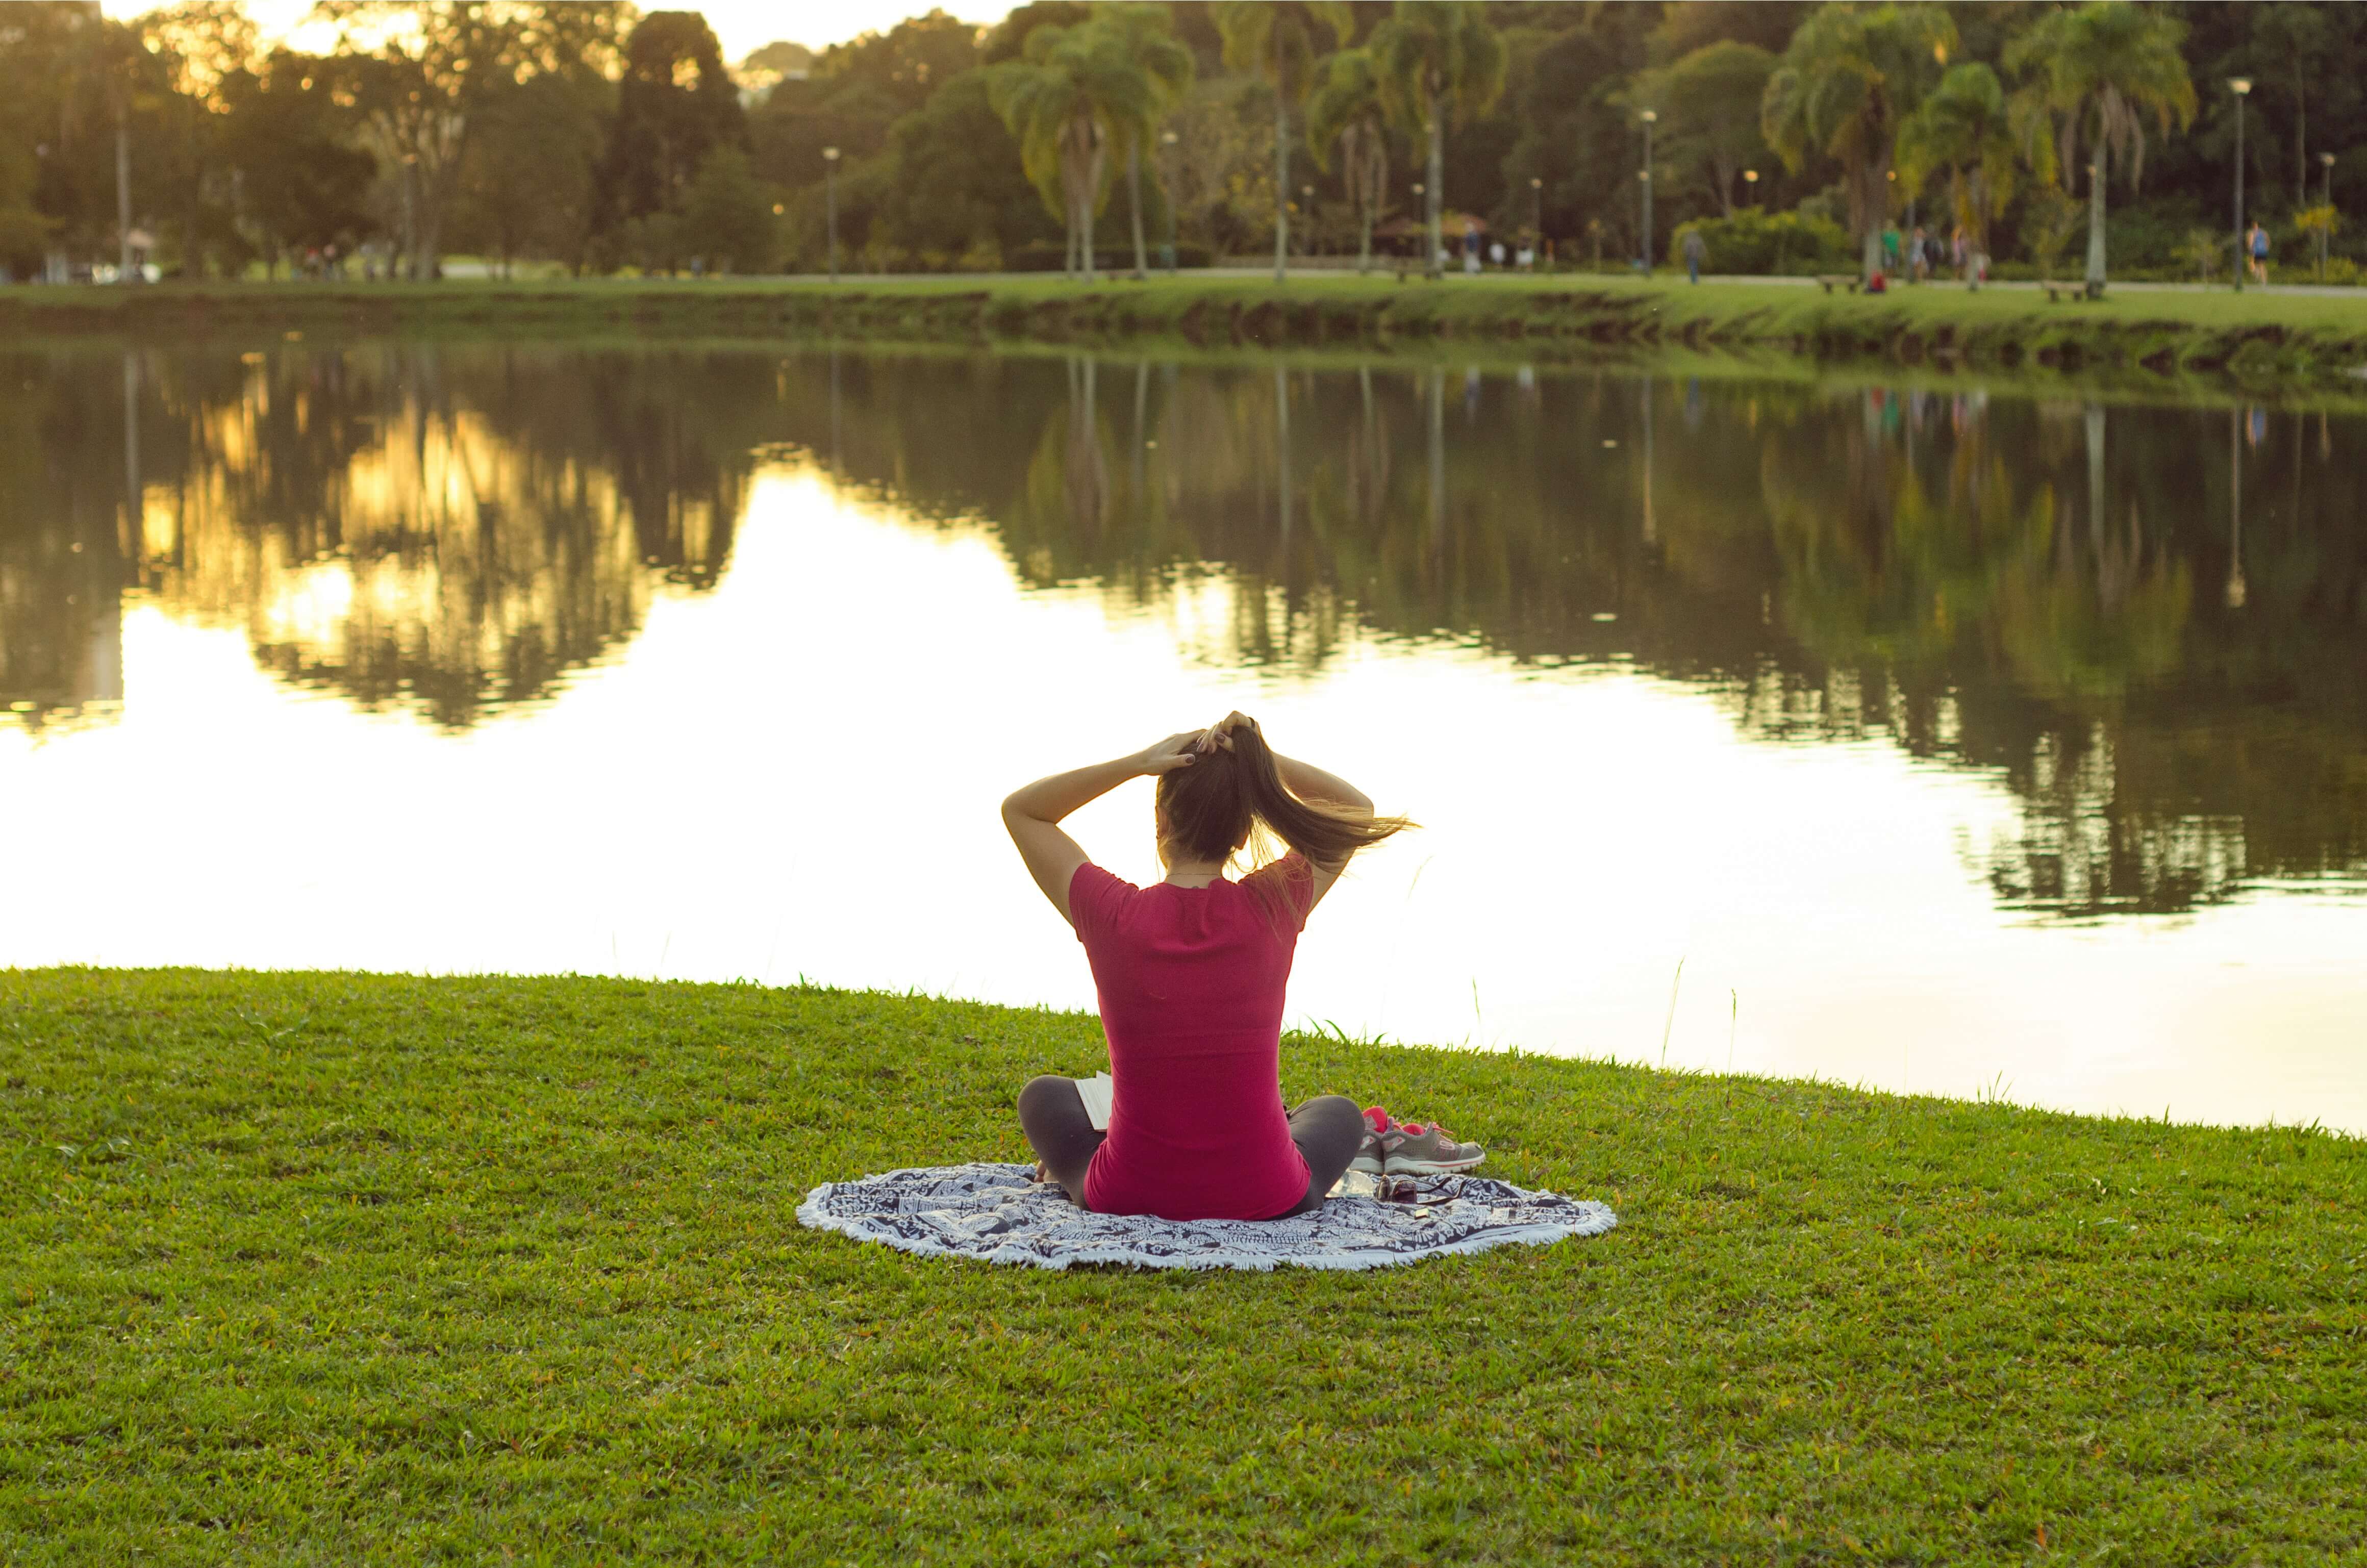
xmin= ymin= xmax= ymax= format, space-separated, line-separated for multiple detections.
xmin=11 ymin=270 xmax=2367 ymax=386
xmin=4 ymin=968 xmax=2361 ymax=1564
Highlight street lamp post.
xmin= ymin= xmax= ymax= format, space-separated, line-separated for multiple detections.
xmin=824 ymin=146 xmax=841 ymax=284
xmin=402 ymin=153 xmax=419 ymax=281
xmin=2321 ymin=150 xmax=2337 ymax=278
xmin=1162 ymin=130 xmax=1179 ymax=274
xmin=114 ymin=96 xmax=134 ymax=285
xmin=2230 ymin=79 xmax=2251 ymax=293
xmin=1411 ymin=182 xmax=1425 ymax=270
xmin=1639 ymin=110 xmax=1656 ymax=272
xmin=1529 ymin=175 xmax=1542 ymax=254
xmin=1743 ymin=168 xmax=1759 ymax=208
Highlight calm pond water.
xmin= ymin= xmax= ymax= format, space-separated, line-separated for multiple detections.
xmin=4 ymin=343 xmax=2362 ymax=1130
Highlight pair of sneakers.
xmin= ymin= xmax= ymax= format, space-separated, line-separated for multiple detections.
xmin=1349 ymin=1106 xmax=1485 ymax=1176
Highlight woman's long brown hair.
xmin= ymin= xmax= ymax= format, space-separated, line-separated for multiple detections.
xmin=1154 ymin=726 xmax=1413 ymax=913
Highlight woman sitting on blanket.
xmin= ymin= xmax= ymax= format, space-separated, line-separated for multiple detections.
xmin=1002 ymin=712 xmax=1482 ymax=1222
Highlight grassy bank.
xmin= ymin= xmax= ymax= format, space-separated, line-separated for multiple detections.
xmin=3 ymin=969 xmax=2361 ymax=1564
xmin=9 ymin=272 xmax=2367 ymax=386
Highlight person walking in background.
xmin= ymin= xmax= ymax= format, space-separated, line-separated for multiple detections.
xmin=1682 ymin=226 xmax=1705 ymax=285
xmin=1908 ymin=225 xmax=1927 ymax=282
xmin=1463 ymin=220 xmax=1482 ymax=275
xmin=2248 ymin=221 xmax=2270 ymax=285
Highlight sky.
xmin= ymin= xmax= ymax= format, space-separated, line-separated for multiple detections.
xmin=97 ymin=1 xmax=990 ymax=63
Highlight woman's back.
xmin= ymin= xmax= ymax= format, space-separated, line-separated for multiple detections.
xmin=1069 ymin=857 xmax=1314 ymax=1220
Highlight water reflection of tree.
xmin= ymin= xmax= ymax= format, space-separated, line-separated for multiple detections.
xmin=1738 ymin=389 xmax=2362 ymax=916
xmin=777 ymin=353 xmax=2365 ymax=919
xmin=2 ymin=347 xmax=754 ymax=729
xmin=0 ymin=357 xmax=128 ymax=732
xmin=17 ymin=344 xmax=2358 ymax=917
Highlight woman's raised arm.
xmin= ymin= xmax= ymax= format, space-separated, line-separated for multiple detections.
xmin=1001 ymin=733 xmax=1200 ymax=924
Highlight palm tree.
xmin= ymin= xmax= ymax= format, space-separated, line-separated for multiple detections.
xmin=1306 ymin=47 xmax=1389 ymax=274
xmin=1896 ymin=61 xmax=2052 ymax=287
xmin=1094 ymin=5 xmax=1194 ymax=281
xmin=1369 ymin=1 xmax=1507 ymax=281
xmin=989 ymin=22 xmax=1138 ymax=283
xmin=2005 ymin=2 xmax=2195 ymax=300
xmin=1762 ymin=3 xmax=1958 ymax=286
xmin=1213 ymin=1 xmax=1353 ymax=284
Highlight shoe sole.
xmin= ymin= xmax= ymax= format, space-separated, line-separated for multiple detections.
xmin=1348 ymin=1154 xmax=1384 ymax=1175
xmin=1385 ymin=1155 xmax=1485 ymax=1175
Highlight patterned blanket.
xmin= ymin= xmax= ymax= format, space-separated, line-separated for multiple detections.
xmin=796 ymin=1161 xmax=1618 ymax=1272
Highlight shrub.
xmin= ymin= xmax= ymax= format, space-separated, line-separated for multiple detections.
xmin=2101 ymin=205 xmax=2191 ymax=270
xmin=1668 ymin=210 xmax=1853 ymax=275
xmin=2174 ymin=227 xmax=2231 ymax=285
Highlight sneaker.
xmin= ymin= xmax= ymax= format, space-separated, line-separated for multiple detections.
xmin=1353 ymin=1106 xmax=1485 ymax=1176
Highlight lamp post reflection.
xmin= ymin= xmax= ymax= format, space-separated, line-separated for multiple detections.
xmin=2230 ymin=80 xmax=2251 ymax=293
xmin=2086 ymin=402 xmax=2106 ymax=557
xmin=824 ymin=145 xmax=842 ymax=284
xmin=2228 ymin=406 xmax=2248 ymax=609
xmin=1640 ymin=375 xmax=1655 ymax=546
xmin=1275 ymin=365 xmax=1292 ymax=552
xmin=1426 ymin=364 xmax=1445 ymax=560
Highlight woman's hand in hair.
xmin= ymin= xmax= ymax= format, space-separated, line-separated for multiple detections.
xmin=1133 ymin=731 xmax=1204 ymax=775
xmin=1195 ymin=711 xmax=1260 ymax=753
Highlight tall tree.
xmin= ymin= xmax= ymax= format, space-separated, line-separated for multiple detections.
xmin=1896 ymin=61 xmax=2048 ymax=285
xmin=865 ymin=69 xmax=1051 ymax=268
xmin=217 ymin=51 xmax=375 ymax=274
xmin=2253 ymin=4 xmax=2329 ymax=209
xmin=1762 ymin=2 xmax=1957 ymax=284
xmin=317 ymin=1 xmax=628 ymax=280
xmin=1370 ymin=1 xmax=1507 ymax=281
xmin=1305 ymin=46 xmax=1389 ymax=273
xmin=599 ymin=10 xmax=746 ymax=253
xmin=1093 ymin=5 xmax=1194 ymax=280
xmin=989 ymin=20 xmax=1139 ymax=281
xmin=1497 ymin=10 xmax=1657 ymax=264
xmin=748 ymin=10 xmax=984 ymax=203
xmin=676 ymin=145 xmax=775 ymax=273
xmin=2005 ymin=2 xmax=2195 ymax=299
xmin=137 ymin=2 xmax=260 ymax=278
xmin=1212 ymin=1 xmax=1352 ymax=283
xmin=451 ymin=69 xmax=610 ymax=275
xmin=1641 ymin=41 xmax=1776 ymax=218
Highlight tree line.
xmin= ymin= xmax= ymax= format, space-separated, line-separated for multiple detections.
xmin=2 ymin=2 xmax=2361 ymax=285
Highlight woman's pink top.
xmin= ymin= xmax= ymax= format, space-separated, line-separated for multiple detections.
xmin=1068 ymin=855 xmax=1316 ymax=1221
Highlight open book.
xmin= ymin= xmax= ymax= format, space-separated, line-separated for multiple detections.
xmin=1074 ymin=1072 xmax=1114 ymax=1132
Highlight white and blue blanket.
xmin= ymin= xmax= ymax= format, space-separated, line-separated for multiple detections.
xmin=796 ymin=1161 xmax=1617 ymax=1272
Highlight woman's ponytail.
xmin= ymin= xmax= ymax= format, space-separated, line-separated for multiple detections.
xmin=1153 ymin=725 xmax=1414 ymax=910
xmin=1225 ymin=725 xmax=1412 ymax=872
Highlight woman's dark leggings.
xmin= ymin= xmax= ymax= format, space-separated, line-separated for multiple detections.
xmin=1017 ymin=1076 xmax=1366 ymax=1219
